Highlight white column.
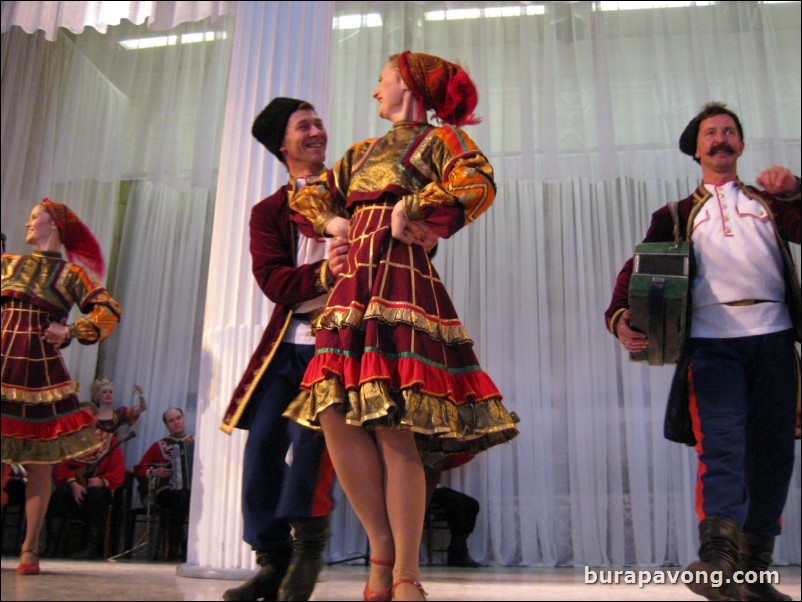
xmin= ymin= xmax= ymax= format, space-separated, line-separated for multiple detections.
xmin=181 ymin=0 xmax=334 ymax=575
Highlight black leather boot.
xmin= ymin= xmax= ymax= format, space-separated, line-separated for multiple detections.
xmin=447 ymin=542 xmax=481 ymax=568
xmin=222 ymin=544 xmax=293 ymax=601
xmin=72 ymin=516 xmax=103 ymax=560
xmin=277 ymin=516 xmax=330 ymax=601
xmin=739 ymin=533 xmax=791 ymax=601
xmin=168 ymin=521 xmax=187 ymax=562
xmin=42 ymin=517 xmax=63 ymax=558
xmin=685 ymin=516 xmax=742 ymax=601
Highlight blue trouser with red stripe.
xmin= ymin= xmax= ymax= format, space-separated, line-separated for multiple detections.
xmin=687 ymin=329 xmax=796 ymax=536
xmin=239 ymin=342 xmax=335 ymax=551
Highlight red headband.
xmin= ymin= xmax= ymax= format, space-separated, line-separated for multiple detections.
xmin=42 ymin=198 xmax=105 ymax=278
xmin=397 ymin=51 xmax=480 ymax=127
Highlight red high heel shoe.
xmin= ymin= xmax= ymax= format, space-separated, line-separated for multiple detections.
xmin=16 ymin=549 xmax=40 ymax=575
xmin=363 ymin=557 xmax=393 ymax=601
xmin=391 ymin=578 xmax=428 ymax=601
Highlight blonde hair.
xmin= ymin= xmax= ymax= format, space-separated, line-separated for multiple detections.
xmin=90 ymin=376 xmax=114 ymax=403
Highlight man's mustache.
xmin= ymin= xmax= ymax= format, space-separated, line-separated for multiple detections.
xmin=709 ymin=143 xmax=735 ymax=156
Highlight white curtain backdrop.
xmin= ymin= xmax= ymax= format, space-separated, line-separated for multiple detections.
xmin=1 ymin=0 xmax=234 ymax=41
xmin=2 ymin=0 xmax=800 ymax=575
xmin=1 ymin=8 xmax=235 ymax=472
xmin=187 ymin=0 xmax=336 ymax=575
xmin=320 ymin=0 xmax=801 ymax=568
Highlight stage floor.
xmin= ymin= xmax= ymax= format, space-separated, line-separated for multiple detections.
xmin=2 ymin=556 xmax=800 ymax=601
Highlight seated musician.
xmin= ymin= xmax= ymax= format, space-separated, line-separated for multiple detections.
xmin=423 ymin=452 xmax=483 ymax=567
xmin=134 ymin=407 xmax=194 ymax=561
xmin=45 ymin=415 xmax=127 ymax=559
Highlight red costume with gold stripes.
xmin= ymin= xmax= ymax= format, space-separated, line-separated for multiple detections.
xmin=2 ymin=250 xmax=122 ymax=464
xmin=287 ymin=121 xmax=518 ymax=454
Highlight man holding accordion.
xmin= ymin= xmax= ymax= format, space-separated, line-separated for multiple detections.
xmin=134 ymin=407 xmax=194 ymax=561
xmin=605 ymin=102 xmax=800 ymax=602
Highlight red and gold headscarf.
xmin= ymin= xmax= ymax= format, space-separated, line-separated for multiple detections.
xmin=397 ymin=51 xmax=480 ymax=127
xmin=42 ymin=198 xmax=105 ymax=278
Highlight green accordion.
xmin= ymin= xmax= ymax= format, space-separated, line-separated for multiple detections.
xmin=627 ymin=208 xmax=690 ymax=365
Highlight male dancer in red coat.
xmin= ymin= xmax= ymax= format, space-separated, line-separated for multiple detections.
xmin=220 ymin=98 xmax=347 ymax=602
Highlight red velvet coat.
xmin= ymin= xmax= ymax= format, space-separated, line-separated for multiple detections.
xmin=220 ymin=184 xmax=332 ymax=433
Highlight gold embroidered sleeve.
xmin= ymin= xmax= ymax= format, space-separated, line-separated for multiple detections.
xmin=72 ymin=289 xmax=122 ymax=344
xmin=288 ymin=177 xmax=340 ymax=237
xmin=63 ymin=265 xmax=122 ymax=344
xmin=410 ymin=127 xmax=496 ymax=225
xmin=403 ymin=192 xmax=423 ymax=221
xmin=443 ymin=153 xmax=496 ymax=224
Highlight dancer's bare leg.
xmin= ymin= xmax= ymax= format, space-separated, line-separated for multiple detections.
xmin=376 ymin=428 xmax=426 ymax=601
xmin=318 ymin=407 xmax=394 ymax=595
xmin=21 ymin=464 xmax=52 ymax=562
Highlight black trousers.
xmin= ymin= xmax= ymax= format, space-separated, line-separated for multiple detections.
xmin=156 ymin=488 xmax=190 ymax=556
xmin=431 ymin=487 xmax=479 ymax=548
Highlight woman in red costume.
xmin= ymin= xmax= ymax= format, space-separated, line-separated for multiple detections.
xmin=286 ymin=52 xmax=519 ymax=601
xmin=1 ymin=199 xmax=121 ymax=574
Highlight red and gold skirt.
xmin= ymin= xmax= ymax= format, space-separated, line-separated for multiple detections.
xmin=1 ymin=298 xmax=99 ymax=464
xmin=285 ymin=201 xmax=519 ymax=454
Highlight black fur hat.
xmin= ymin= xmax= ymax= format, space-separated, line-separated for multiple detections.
xmin=678 ymin=116 xmax=701 ymax=158
xmin=679 ymin=102 xmax=743 ymax=164
xmin=252 ymin=97 xmax=311 ymax=164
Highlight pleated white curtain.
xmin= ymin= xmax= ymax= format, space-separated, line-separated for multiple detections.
xmin=0 ymin=0 xmax=233 ymax=41
xmin=435 ymin=177 xmax=791 ymax=567
xmin=320 ymin=0 xmax=801 ymax=568
xmin=187 ymin=0 xmax=336 ymax=574
xmin=1 ymin=7 xmax=235 ymax=472
xmin=2 ymin=0 xmax=800 ymax=575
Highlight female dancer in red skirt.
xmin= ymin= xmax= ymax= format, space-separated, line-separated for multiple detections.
xmin=286 ymin=52 xmax=519 ymax=601
xmin=2 ymin=199 xmax=121 ymax=574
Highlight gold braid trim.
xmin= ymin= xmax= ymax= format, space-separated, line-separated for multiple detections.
xmin=220 ymin=312 xmax=294 ymax=434
xmin=283 ymin=375 xmax=519 ymax=454
xmin=608 ymin=307 xmax=627 ymax=337
xmin=316 ymin=301 xmax=472 ymax=345
xmin=403 ymin=193 xmax=423 ymax=222
xmin=319 ymin=259 xmax=332 ymax=293
xmin=313 ymin=210 xmax=338 ymax=237
xmin=1 ymin=382 xmax=80 ymax=404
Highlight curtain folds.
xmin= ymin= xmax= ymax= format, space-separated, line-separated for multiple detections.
xmin=2 ymin=0 xmax=800 ymax=573
xmin=320 ymin=0 xmax=801 ymax=568
xmin=190 ymin=0 xmax=335 ymax=572
xmin=1 ymin=13 xmax=234 ymax=474
xmin=0 ymin=1 xmax=235 ymax=41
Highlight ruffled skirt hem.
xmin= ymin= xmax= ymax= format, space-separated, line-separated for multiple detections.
xmin=1 ymin=423 xmax=102 ymax=464
xmin=283 ymin=374 xmax=519 ymax=455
